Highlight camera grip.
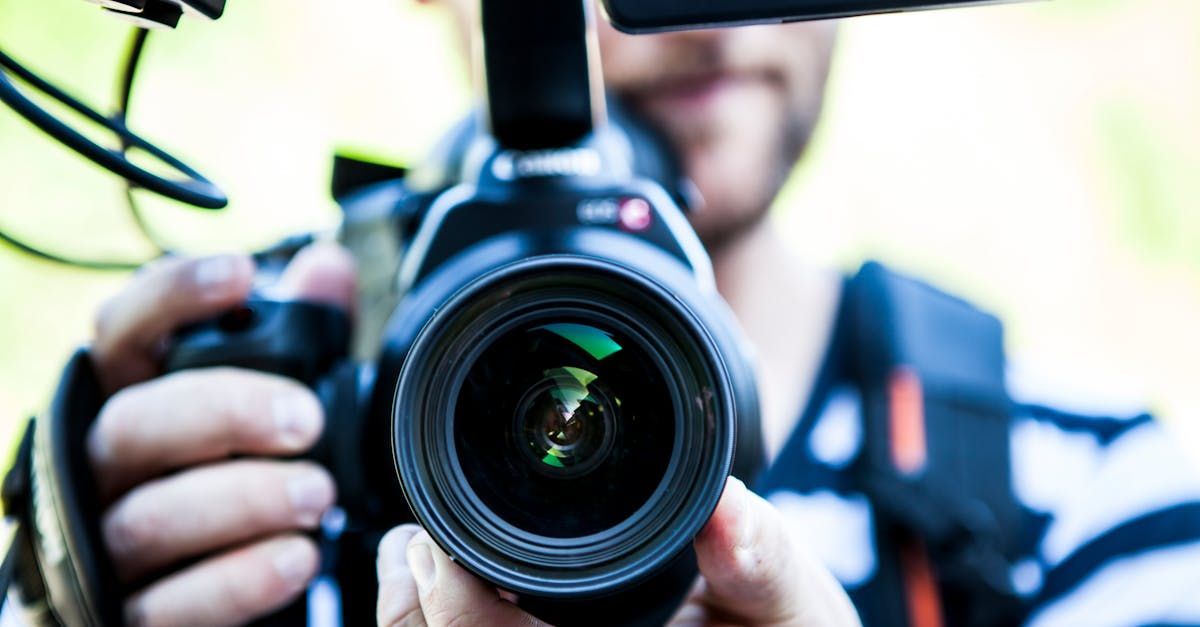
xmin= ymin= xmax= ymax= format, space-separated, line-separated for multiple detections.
xmin=162 ymin=300 xmax=360 ymax=625
xmin=163 ymin=298 xmax=370 ymax=502
xmin=164 ymin=299 xmax=351 ymax=384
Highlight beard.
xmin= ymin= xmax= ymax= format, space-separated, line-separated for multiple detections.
xmin=682 ymin=98 xmax=813 ymax=252
xmin=602 ymin=22 xmax=836 ymax=251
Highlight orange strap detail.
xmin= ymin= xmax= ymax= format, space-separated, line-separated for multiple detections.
xmin=900 ymin=540 xmax=944 ymax=627
xmin=889 ymin=367 xmax=942 ymax=627
xmin=888 ymin=367 xmax=927 ymax=476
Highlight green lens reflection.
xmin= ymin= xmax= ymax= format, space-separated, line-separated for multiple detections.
xmin=537 ymin=323 xmax=623 ymax=361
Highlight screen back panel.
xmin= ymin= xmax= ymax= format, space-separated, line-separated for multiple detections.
xmin=601 ymin=0 xmax=1016 ymax=33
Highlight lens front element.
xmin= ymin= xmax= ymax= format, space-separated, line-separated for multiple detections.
xmin=456 ymin=317 xmax=674 ymax=538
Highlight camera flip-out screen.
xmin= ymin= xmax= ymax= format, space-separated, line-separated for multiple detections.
xmin=601 ymin=0 xmax=1011 ymax=32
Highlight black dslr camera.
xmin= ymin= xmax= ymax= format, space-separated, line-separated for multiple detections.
xmin=160 ymin=5 xmax=763 ymax=624
xmin=0 ymin=0 xmax=1005 ymax=624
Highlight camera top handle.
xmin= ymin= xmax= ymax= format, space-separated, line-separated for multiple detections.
xmin=479 ymin=0 xmax=605 ymax=151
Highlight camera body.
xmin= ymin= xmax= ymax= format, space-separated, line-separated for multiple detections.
xmin=163 ymin=111 xmax=763 ymax=625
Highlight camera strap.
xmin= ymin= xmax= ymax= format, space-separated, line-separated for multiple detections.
xmin=0 ymin=350 xmax=124 ymax=626
xmin=846 ymin=262 xmax=1028 ymax=627
xmin=0 ymin=421 xmax=33 ymax=618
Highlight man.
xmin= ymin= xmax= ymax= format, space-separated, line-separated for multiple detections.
xmin=67 ymin=1 xmax=1200 ymax=626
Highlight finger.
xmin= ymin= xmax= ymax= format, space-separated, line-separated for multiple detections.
xmin=88 ymin=368 xmax=323 ymax=500
xmin=93 ymin=254 xmax=255 ymax=394
xmin=664 ymin=579 xmax=709 ymax=627
xmin=270 ymin=241 xmax=358 ymax=313
xmin=690 ymin=477 xmax=860 ymax=626
xmin=124 ymin=534 xmax=319 ymax=627
xmin=405 ymin=531 xmax=547 ymax=627
xmin=376 ymin=525 xmax=426 ymax=627
xmin=104 ymin=460 xmax=335 ymax=582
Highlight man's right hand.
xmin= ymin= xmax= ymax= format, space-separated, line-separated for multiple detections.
xmin=85 ymin=244 xmax=357 ymax=627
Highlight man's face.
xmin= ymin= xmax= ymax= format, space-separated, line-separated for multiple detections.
xmin=435 ymin=1 xmax=837 ymax=248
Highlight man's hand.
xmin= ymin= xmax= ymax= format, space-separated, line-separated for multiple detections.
xmin=672 ymin=478 xmax=861 ymax=626
xmin=87 ymin=244 xmax=357 ymax=627
xmin=375 ymin=477 xmax=861 ymax=627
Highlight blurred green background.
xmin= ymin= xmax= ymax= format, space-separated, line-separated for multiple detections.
xmin=1 ymin=0 xmax=1198 ymax=459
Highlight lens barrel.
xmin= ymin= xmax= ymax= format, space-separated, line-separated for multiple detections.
xmin=393 ymin=256 xmax=737 ymax=603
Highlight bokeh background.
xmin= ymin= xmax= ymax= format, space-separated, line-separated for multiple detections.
xmin=1 ymin=0 xmax=1198 ymax=459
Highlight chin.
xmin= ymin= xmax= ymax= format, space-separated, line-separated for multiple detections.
xmin=629 ymin=88 xmax=794 ymax=250
xmin=688 ymin=196 xmax=770 ymax=251
xmin=680 ymin=144 xmax=782 ymax=251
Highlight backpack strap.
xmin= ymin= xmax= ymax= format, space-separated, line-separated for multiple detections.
xmin=846 ymin=262 xmax=1027 ymax=627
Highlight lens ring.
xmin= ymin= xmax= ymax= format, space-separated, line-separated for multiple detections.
xmin=393 ymin=256 xmax=737 ymax=597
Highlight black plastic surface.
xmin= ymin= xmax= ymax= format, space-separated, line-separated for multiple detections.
xmin=602 ymin=0 xmax=1009 ymax=32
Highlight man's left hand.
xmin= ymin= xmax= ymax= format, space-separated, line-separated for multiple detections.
xmin=375 ymin=477 xmax=861 ymax=626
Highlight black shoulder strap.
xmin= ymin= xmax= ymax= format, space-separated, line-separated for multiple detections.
xmin=0 ymin=350 xmax=124 ymax=626
xmin=0 ymin=419 xmax=35 ymax=619
xmin=846 ymin=262 xmax=1026 ymax=627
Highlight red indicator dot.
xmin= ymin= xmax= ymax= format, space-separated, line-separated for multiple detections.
xmin=618 ymin=198 xmax=652 ymax=232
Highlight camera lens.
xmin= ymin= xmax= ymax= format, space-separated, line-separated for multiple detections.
xmin=454 ymin=316 xmax=674 ymax=538
xmin=394 ymin=256 xmax=741 ymax=600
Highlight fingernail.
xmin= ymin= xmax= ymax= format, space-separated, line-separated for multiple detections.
xmin=726 ymin=477 xmax=753 ymax=547
xmin=192 ymin=255 xmax=241 ymax=289
xmin=377 ymin=525 xmax=420 ymax=581
xmin=273 ymin=393 xmax=322 ymax=449
xmin=272 ymin=539 xmax=315 ymax=588
xmin=407 ymin=535 xmax=436 ymax=592
xmin=287 ymin=470 xmax=334 ymax=526
xmin=723 ymin=478 xmax=763 ymax=576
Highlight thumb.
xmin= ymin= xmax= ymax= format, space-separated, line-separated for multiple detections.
xmin=691 ymin=477 xmax=860 ymax=626
xmin=270 ymin=241 xmax=358 ymax=313
xmin=376 ymin=525 xmax=424 ymax=627
xmin=375 ymin=525 xmax=546 ymax=627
